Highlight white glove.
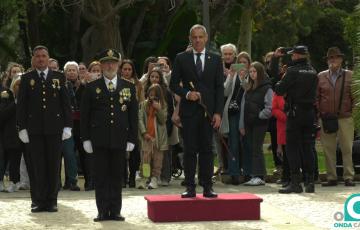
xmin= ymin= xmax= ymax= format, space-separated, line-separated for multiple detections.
xmin=18 ymin=129 xmax=30 ymax=143
xmin=62 ymin=127 xmax=72 ymax=140
xmin=83 ymin=140 xmax=93 ymax=154
xmin=126 ymin=142 xmax=135 ymax=152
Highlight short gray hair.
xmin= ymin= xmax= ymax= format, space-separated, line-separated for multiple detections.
xmin=189 ymin=24 xmax=207 ymax=35
xmin=220 ymin=43 xmax=237 ymax=55
xmin=64 ymin=61 xmax=79 ymax=72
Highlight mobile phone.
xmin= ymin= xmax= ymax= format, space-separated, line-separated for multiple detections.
xmin=230 ymin=63 xmax=245 ymax=72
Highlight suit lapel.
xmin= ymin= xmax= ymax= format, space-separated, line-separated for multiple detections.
xmin=202 ymin=52 xmax=212 ymax=79
xmin=186 ymin=51 xmax=199 ymax=79
xmin=115 ymin=77 xmax=122 ymax=95
xmin=101 ymin=77 xmax=111 ymax=96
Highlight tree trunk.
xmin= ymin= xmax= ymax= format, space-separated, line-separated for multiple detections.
xmin=69 ymin=3 xmax=82 ymax=60
xmin=26 ymin=2 xmax=40 ymax=49
xmin=237 ymin=7 xmax=253 ymax=55
xmin=126 ymin=2 xmax=148 ymax=57
xmin=81 ymin=0 xmax=123 ymax=63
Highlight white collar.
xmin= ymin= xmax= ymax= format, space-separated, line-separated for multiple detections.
xmin=36 ymin=68 xmax=49 ymax=76
xmin=193 ymin=48 xmax=206 ymax=55
xmin=104 ymin=76 xmax=118 ymax=84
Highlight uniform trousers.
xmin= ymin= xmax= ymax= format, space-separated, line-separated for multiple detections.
xmin=26 ymin=134 xmax=62 ymax=207
xmin=94 ymin=147 xmax=125 ymax=215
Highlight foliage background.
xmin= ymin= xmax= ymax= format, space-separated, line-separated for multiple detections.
xmin=0 ymin=0 xmax=359 ymax=74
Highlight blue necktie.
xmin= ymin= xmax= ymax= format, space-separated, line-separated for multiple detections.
xmin=195 ymin=53 xmax=202 ymax=77
xmin=40 ymin=72 xmax=45 ymax=81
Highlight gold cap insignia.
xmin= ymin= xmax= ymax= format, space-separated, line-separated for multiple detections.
xmin=1 ymin=91 xmax=9 ymax=99
xmin=107 ymin=49 xmax=114 ymax=57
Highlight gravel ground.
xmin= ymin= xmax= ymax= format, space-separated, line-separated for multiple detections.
xmin=0 ymin=178 xmax=357 ymax=230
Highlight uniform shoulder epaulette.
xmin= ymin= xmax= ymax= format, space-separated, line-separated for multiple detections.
xmin=120 ymin=77 xmax=135 ymax=84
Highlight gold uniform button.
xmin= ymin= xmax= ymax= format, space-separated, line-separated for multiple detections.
xmin=110 ymin=105 xmax=114 ymax=108
xmin=110 ymin=120 xmax=114 ymax=124
xmin=43 ymin=105 xmax=46 ymax=109
xmin=42 ymin=98 xmax=46 ymax=102
xmin=110 ymin=97 xmax=113 ymax=101
xmin=111 ymin=112 xmax=114 ymax=116
xmin=42 ymin=92 xmax=46 ymax=95
xmin=42 ymin=85 xmax=46 ymax=88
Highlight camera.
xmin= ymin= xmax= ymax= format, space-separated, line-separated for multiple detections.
xmin=279 ymin=47 xmax=293 ymax=54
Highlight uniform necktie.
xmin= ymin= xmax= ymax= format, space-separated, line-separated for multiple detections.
xmin=195 ymin=53 xmax=202 ymax=77
xmin=40 ymin=71 xmax=45 ymax=81
xmin=108 ymin=81 xmax=114 ymax=92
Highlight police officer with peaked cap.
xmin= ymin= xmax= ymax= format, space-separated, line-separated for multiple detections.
xmin=274 ymin=45 xmax=318 ymax=194
xmin=80 ymin=49 xmax=138 ymax=222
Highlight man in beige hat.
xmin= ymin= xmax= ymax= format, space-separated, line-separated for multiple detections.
xmin=317 ymin=46 xmax=356 ymax=187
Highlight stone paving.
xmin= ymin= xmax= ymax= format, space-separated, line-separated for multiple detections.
xmin=0 ymin=178 xmax=358 ymax=230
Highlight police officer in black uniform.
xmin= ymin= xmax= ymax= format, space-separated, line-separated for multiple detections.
xmin=274 ymin=45 xmax=318 ymax=194
xmin=17 ymin=45 xmax=73 ymax=212
xmin=80 ymin=49 xmax=138 ymax=222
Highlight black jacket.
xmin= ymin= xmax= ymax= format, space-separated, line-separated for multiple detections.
xmin=16 ymin=70 xmax=73 ymax=135
xmin=244 ymin=78 xmax=272 ymax=126
xmin=80 ymin=77 xmax=138 ymax=149
xmin=169 ymin=50 xmax=224 ymax=117
xmin=275 ymin=58 xmax=318 ymax=108
xmin=0 ymin=90 xmax=21 ymax=149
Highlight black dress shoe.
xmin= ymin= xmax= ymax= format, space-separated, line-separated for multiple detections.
xmin=93 ymin=213 xmax=109 ymax=222
xmin=31 ymin=205 xmax=46 ymax=213
xmin=47 ymin=205 xmax=58 ymax=212
xmin=345 ymin=179 xmax=356 ymax=187
xmin=69 ymin=184 xmax=81 ymax=191
xmin=321 ymin=180 xmax=338 ymax=187
xmin=203 ymin=188 xmax=218 ymax=198
xmin=181 ymin=188 xmax=196 ymax=198
xmin=109 ymin=213 xmax=125 ymax=221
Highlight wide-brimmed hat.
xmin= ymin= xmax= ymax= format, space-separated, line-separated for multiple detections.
xmin=325 ymin=47 xmax=344 ymax=59
xmin=98 ymin=49 xmax=121 ymax=62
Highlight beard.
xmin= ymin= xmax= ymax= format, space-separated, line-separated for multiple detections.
xmin=103 ymin=69 xmax=117 ymax=79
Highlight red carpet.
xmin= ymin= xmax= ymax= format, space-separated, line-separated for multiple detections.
xmin=145 ymin=193 xmax=263 ymax=222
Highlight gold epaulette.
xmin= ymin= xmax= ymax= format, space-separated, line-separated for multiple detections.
xmin=121 ymin=77 xmax=135 ymax=84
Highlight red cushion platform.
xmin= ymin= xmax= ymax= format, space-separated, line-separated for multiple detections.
xmin=144 ymin=193 xmax=263 ymax=222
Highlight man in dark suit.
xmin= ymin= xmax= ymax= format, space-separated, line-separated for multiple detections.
xmin=80 ymin=49 xmax=138 ymax=222
xmin=16 ymin=45 xmax=73 ymax=212
xmin=170 ymin=24 xmax=224 ymax=198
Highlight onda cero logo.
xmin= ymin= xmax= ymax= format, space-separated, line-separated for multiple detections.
xmin=333 ymin=194 xmax=360 ymax=228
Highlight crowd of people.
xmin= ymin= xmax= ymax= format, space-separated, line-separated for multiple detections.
xmin=0 ymin=24 xmax=357 ymax=221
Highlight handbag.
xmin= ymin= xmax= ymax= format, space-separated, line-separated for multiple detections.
xmin=321 ymin=70 xmax=345 ymax=134
xmin=228 ymin=81 xmax=241 ymax=115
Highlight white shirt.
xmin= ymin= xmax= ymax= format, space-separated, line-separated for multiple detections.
xmin=36 ymin=68 xmax=49 ymax=80
xmin=193 ymin=48 xmax=206 ymax=71
xmin=104 ymin=76 xmax=118 ymax=90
